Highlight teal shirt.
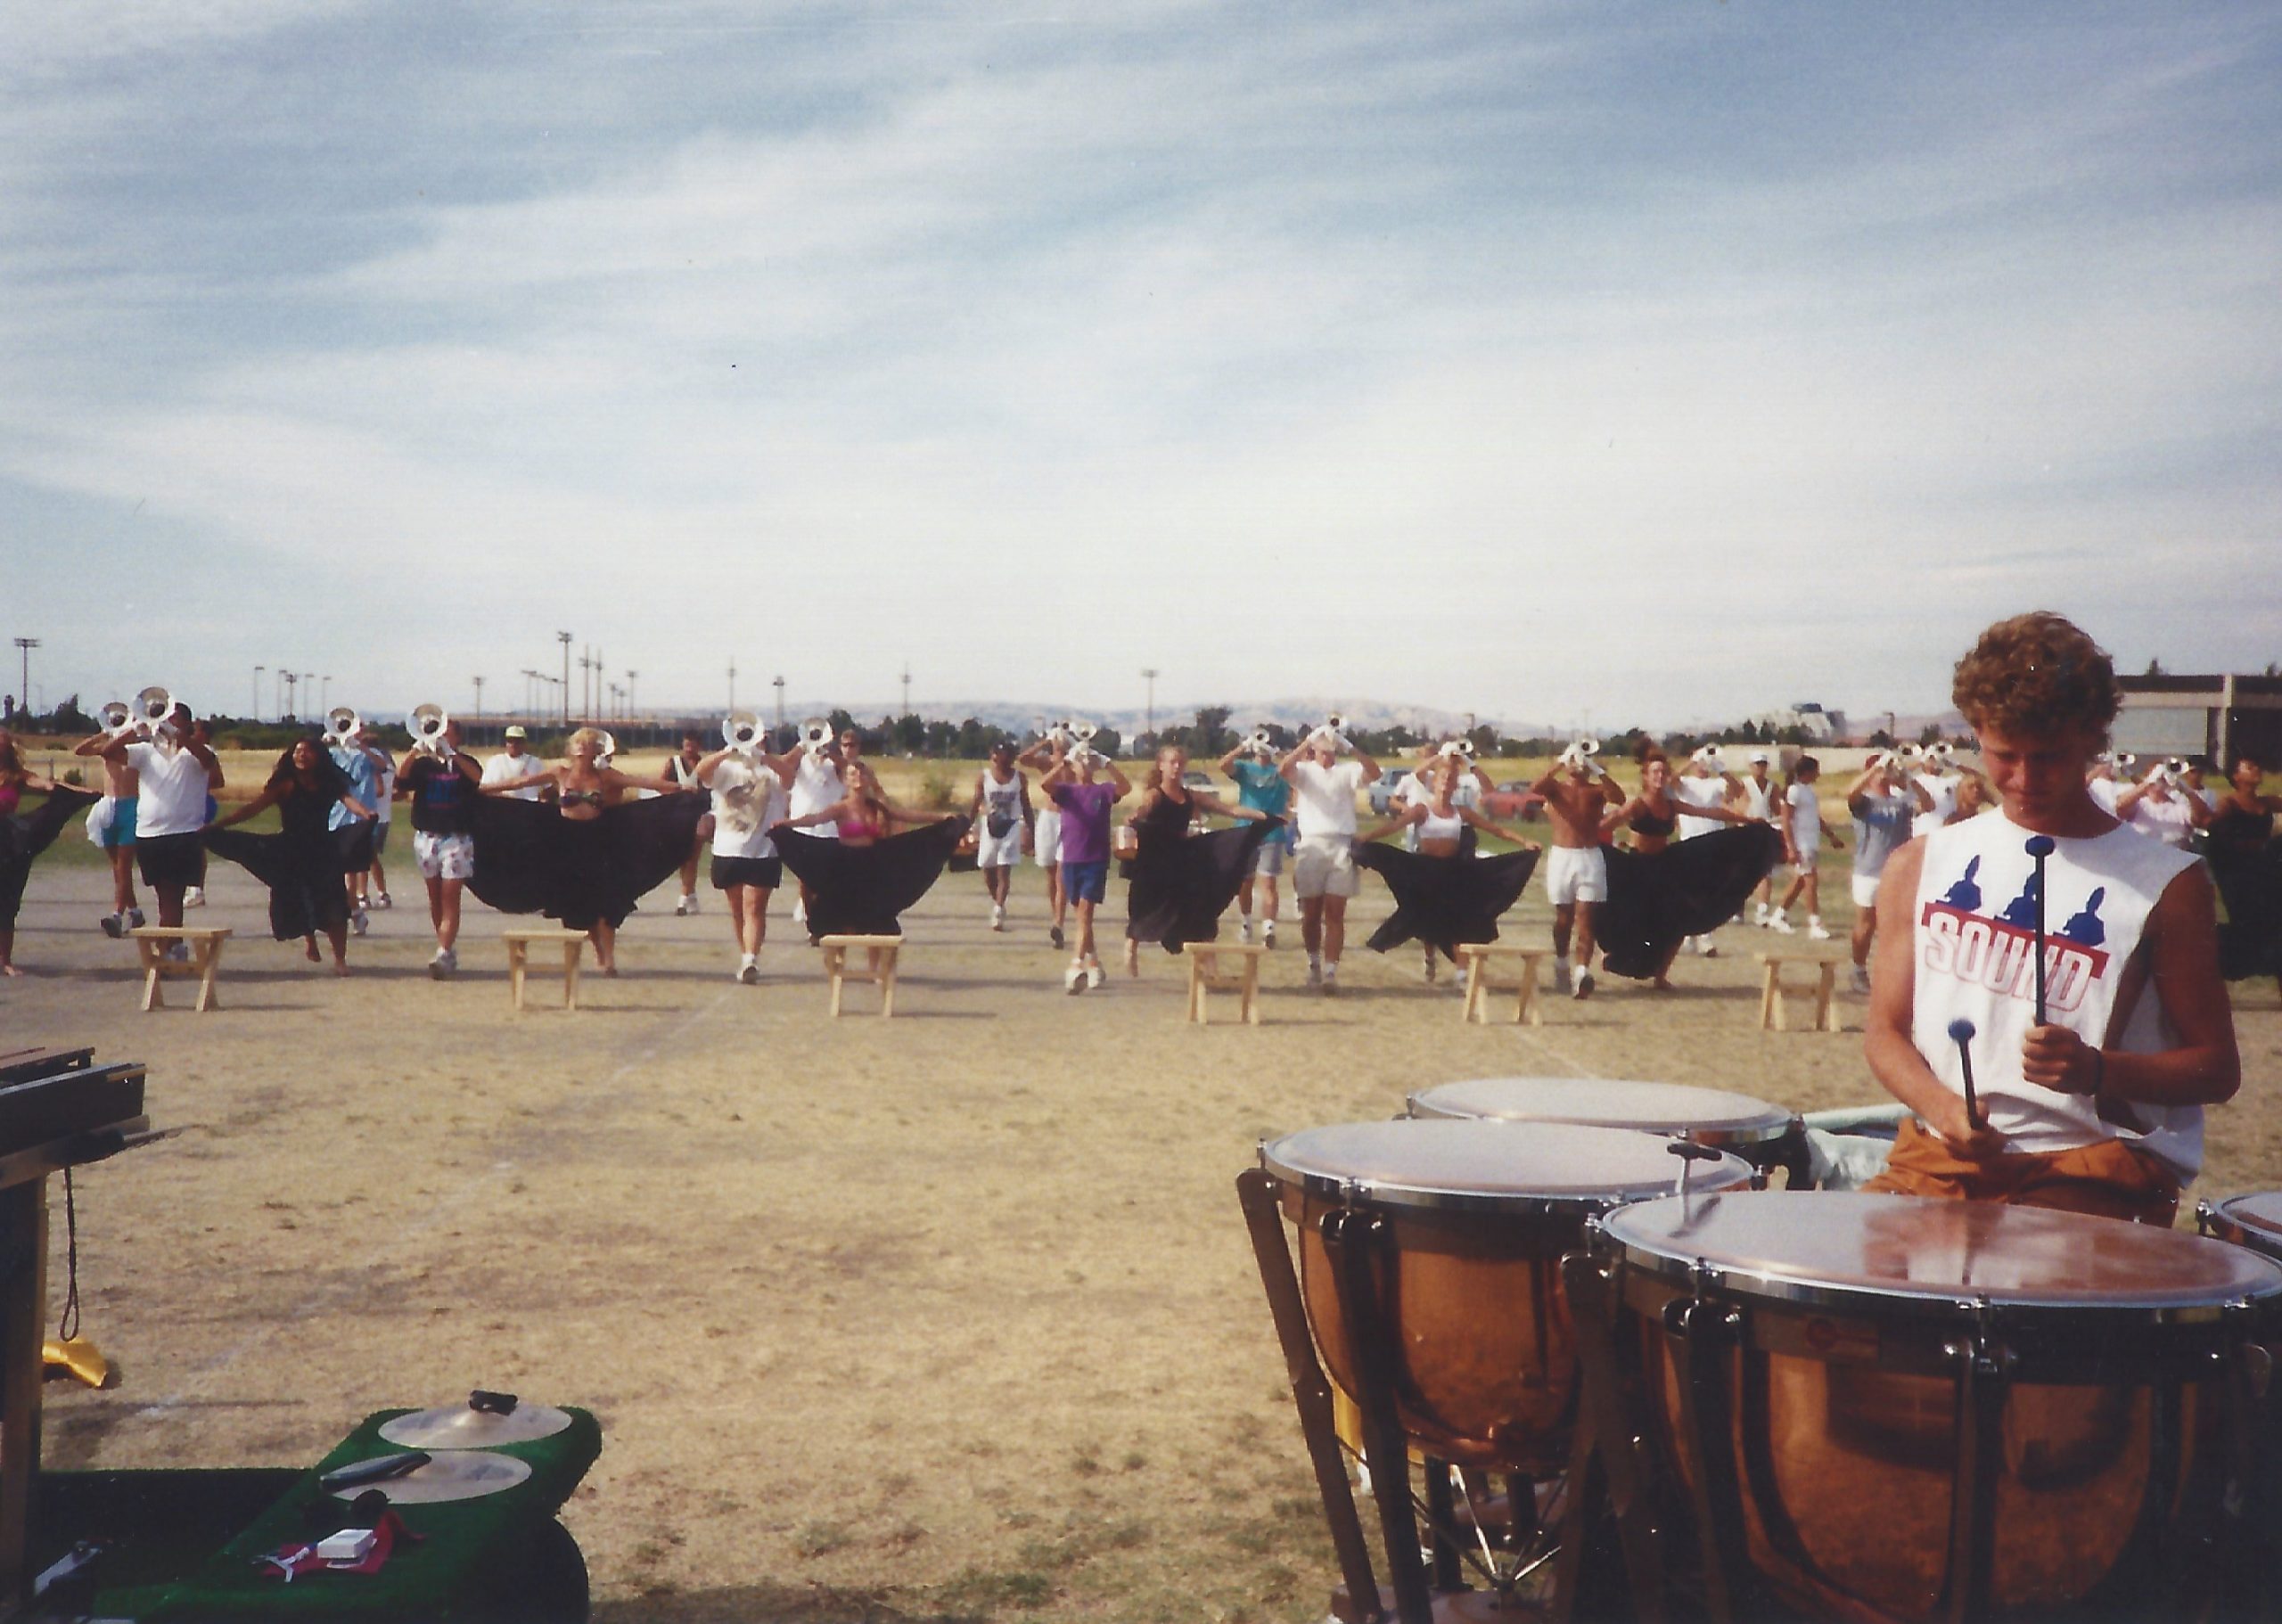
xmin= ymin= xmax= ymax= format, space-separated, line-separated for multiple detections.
xmin=1229 ymin=759 xmax=1292 ymax=844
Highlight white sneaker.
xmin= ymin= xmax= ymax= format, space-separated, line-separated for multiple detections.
xmin=1849 ymin=964 xmax=1872 ymax=995
xmin=166 ymin=941 xmax=190 ymax=963
xmin=351 ymin=907 xmax=369 ymax=936
xmin=1551 ymin=964 xmax=1572 ymax=995
xmin=1065 ymin=964 xmax=1087 ymax=995
xmin=1262 ymin=921 xmax=1276 ymax=948
xmin=1322 ymin=969 xmax=1339 ymax=997
xmin=675 ymin=894 xmax=691 ymax=916
xmin=185 ymin=886 xmax=205 ymax=907
xmin=1306 ymin=959 xmax=1322 ymax=988
xmin=1753 ymin=904 xmax=1770 ymax=927
xmin=374 ymin=890 xmax=391 ymax=909
xmin=1573 ymin=970 xmax=1595 ymax=1000
xmin=792 ymin=899 xmax=807 ymax=927
xmin=1808 ymin=921 xmax=1831 ymax=940
xmin=428 ymin=949 xmax=447 ymax=980
xmin=991 ymin=903 xmax=1006 ymax=932
xmin=1769 ymin=915 xmax=1795 ymax=935
xmin=737 ymin=954 xmax=759 ymax=984
xmin=1238 ymin=917 xmax=1253 ymax=944
xmin=1086 ymin=964 xmax=1104 ymax=989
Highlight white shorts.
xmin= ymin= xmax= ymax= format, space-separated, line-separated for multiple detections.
xmin=1543 ymin=844 xmax=1608 ymax=906
xmin=1033 ymin=808 xmax=1063 ymax=866
xmin=1851 ymin=873 xmax=1882 ymax=910
xmin=1293 ymin=834 xmax=1358 ymax=899
xmin=977 ymin=826 xmax=1024 ymax=868
xmin=414 ymin=830 xmax=476 ymax=882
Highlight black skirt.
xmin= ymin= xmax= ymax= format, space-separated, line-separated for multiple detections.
xmin=1353 ymin=835 xmax=1540 ymax=958
xmin=1597 ymin=824 xmax=1784 ymax=980
xmin=468 ymin=793 xmax=710 ymax=931
xmin=771 ymin=819 xmax=970 ymax=939
xmin=1125 ymin=818 xmax=1282 ymax=952
xmin=204 ymin=827 xmax=350 ymax=941
xmin=0 ymin=788 xmax=98 ymax=927
xmin=2211 ymin=840 xmax=2282 ymax=980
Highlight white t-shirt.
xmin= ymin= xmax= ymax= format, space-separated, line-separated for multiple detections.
xmin=482 ymin=750 xmax=547 ymax=801
xmin=1290 ymin=760 xmax=1365 ymax=840
xmin=788 ymin=751 xmax=844 ymax=839
xmin=2126 ymin=791 xmax=2196 ymax=849
xmin=1674 ymin=774 xmax=1729 ymax=841
xmin=1784 ymin=782 xmax=1822 ymax=852
xmin=122 ymin=742 xmax=212 ymax=837
xmin=373 ymin=759 xmax=397 ymax=824
xmin=708 ymin=758 xmax=785 ymax=859
xmin=1911 ymin=771 xmax=1958 ymax=840
xmin=2088 ymin=776 xmax=2122 ymax=814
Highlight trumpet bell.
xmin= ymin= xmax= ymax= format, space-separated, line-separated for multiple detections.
xmin=409 ymin=704 xmax=450 ymax=752
xmin=100 ymin=701 xmax=131 ymax=732
xmin=800 ymin=718 xmax=832 ymax=751
xmin=1069 ymin=720 xmax=1099 ymax=744
xmin=596 ymin=730 xmax=618 ymax=764
xmin=724 ymin=710 xmax=763 ymax=751
xmin=134 ymin=686 xmax=175 ymax=726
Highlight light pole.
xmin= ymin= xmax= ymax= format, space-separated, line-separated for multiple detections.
xmin=727 ymin=661 xmax=736 ymax=711
xmin=283 ymin=672 xmax=298 ymax=718
xmin=772 ymin=674 xmax=785 ymax=730
xmin=1140 ymin=667 xmax=1159 ymax=738
xmin=626 ymin=669 xmax=636 ymax=721
xmin=275 ymin=667 xmax=287 ymax=718
xmin=556 ymin=631 xmax=573 ymax=726
xmin=12 ymin=638 xmax=37 ymax=721
xmin=321 ymin=675 xmax=333 ymax=714
xmin=472 ymin=675 xmax=486 ymax=719
xmin=253 ymin=665 xmax=265 ymax=722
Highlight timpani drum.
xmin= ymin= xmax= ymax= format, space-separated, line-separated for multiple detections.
xmin=2199 ymin=1191 xmax=2282 ymax=1263
xmin=1586 ymin=1191 xmax=2282 ymax=1620
xmin=1407 ymin=1076 xmax=1804 ymax=1183
xmin=1258 ymin=1119 xmax=1754 ymax=1474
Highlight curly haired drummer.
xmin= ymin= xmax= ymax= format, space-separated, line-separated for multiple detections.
xmin=1861 ymin=612 xmax=2238 ymax=1225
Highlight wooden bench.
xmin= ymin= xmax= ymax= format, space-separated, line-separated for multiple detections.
xmin=818 ymin=934 xmax=901 ymax=1017
xmin=1455 ymin=944 xmax=1547 ymax=1026
xmin=128 ymin=927 xmax=231 ymax=1013
xmin=1183 ymin=942 xmax=1268 ymax=1025
xmin=504 ymin=929 xmax=588 ymax=1011
xmin=1757 ymin=954 xmax=1841 ymax=1033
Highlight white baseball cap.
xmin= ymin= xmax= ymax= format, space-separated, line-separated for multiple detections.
xmin=505 ymin=725 xmax=528 ymax=739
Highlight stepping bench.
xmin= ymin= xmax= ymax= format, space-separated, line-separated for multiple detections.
xmin=1455 ymin=944 xmax=1547 ymax=1026
xmin=504 ymin=929 xmax=588 ymax=1011
xmin=1183 ymin=942 xmax=1267 ymax=1025
xmin=128 ymin=927 xmax=231 ymax=1013
xmin=818 ymin=934 xmax=901 ymax=1017
xmin=1757 ymin=953 xmax=1841 ymax=1033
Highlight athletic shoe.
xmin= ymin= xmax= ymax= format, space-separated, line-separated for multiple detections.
xmin=1306 ymin=960 xmax=1322 ymax=988
xmin=1573 ymin=971 xmax=1595 ymax=1001
xmin=792 ymin=900 xmax=807 ymax=927
xmin=1696 ymin=938 xmax=1718 ymax=957
xmin=428 ymin=950 xmax=448 ymax=980
xmin=686 ymin=892 xmax=700 ymax=914
xmin=1322 ymin=968 xmax=1340 ymax=997
xmin=185 ymin=886 xmax=205 ymax=908
xmin=1048 ymin=925 xmax=1065 ymax=950
xmin=1086 ymin=964 xmax=1105 ymax=990
xmin=1753 ymin=904 xmax=1770 ymax=928
xmin=377 ymin=890 xmax=392 ymax=908
xmin=1551 ymin=964 xmax=1572 ymax=995
xmin=675 ymin=894 xmax=691 ymax=916
xmin=127 ymin=907 xmax=146 ymax=929
xmin=1849 ymin=964 xmax=1872 ymax=995
xmin=100 ymin=914 xmax=124 ymax=939
xmin=1807 ymin=923 xmax=1832 ymax=941
xmin=738 ymin=955 xmax=759 ymax=985
xmin=1263 ymin=922 xmax=1276 ymax=948
xmin=991 ymin=903 xmax=1006 ymax=932
xmin=166 ymin=941 xmax=190 ymax=963
xmin=1769 ymin=915 xmax=1795 ymax=935
xmin=1065 ymin=964 xmax=1087 ymax=994
xmin=1238 ymin=918 xmax=1253 ymax=944
xmin=351 ymin=907 xmax=369 ymax=937
xmin=439 ymin=947 xmax=456 ymax=975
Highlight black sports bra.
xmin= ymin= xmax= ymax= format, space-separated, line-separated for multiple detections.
xmin=1629 ymin=800 xmax=1677 ymax=838
xmin=561 ymin=788 xmax=604 ymax=811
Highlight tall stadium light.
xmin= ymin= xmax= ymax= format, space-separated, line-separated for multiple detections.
xmin=275 ymin=667 xmax=288 ymax=718
xmin=1140 ymin=667 xmax=1159 ymax=737
xmin=11 ymin=639 xmax=37 ymax=722
xmin=321 ymin=675 xmax=332 ymax=713
xmin=472 ymin=675 xmax=486 ymax=719
xmin=253 ymin=665 xmax=265 ymax=722
xmin=901 ymin=665 xmax=911 ymax=718
xmin=556 ymin=631 xmax=573 ymax=726
xmin=727 ymin=660 xmax=737 ymax=711
xmin=772 ymin=674 xmax=785 ymax=730
xmin=625 ymin=668 xmax=636 ymax=721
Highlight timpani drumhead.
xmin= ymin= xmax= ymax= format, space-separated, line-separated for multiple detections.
xmin=1407 ymin=1076 xmax=1796 ymax=1147
xmin=1601 ymin=1189 xmax=2282 ymax=1314
xmin=2208 ymin=1192 xmax=2282 ymax=1254
xmin=1260 ymin=1119 xmax=1755 ymax=1213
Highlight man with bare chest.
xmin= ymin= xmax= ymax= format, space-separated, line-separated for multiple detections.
xmin=1529 ymin=743 xmax=1623 ymax=997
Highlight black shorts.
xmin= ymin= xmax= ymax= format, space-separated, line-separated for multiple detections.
xmin=135 ymin=832 xmax=204 ymax=890
xmin=710 ymin=854 xmax=782 ymax=892
xmin=333 ymin=822 xmax=376 ymax=874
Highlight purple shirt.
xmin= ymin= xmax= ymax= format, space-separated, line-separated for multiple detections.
xmin=1052 ymin=781 xmax=1119 ymax=865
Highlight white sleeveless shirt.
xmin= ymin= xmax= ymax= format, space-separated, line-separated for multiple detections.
xmin=788 ymin=751 xmax=844 ymax=837
xmin=1911 ymin=810 xmax=2203 ymax=1179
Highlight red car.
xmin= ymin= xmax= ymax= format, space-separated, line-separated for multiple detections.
xmin=1478 ymin=780 xmax=1545 ymax=821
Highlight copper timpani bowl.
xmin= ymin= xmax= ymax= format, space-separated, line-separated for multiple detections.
xmin=1258 ymin=1119 xmax=1753 ymax=1473
xmin=2198 ymin=1190 xmax=2282 ymax=1263
xmin=1596 ymin=1190 xmax=2282 ymax=1620
xmin=1406 ymin=1076 xmax=1802 ymax=1176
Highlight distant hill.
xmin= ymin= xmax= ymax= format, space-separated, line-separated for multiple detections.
xmin=789 ymin=697 xmax=1554 ymax=741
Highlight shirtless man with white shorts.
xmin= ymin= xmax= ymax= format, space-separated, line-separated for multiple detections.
xmin=1529 ymin=743 xmax=1624 ymax=998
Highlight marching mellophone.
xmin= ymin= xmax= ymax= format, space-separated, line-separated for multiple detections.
xmin=1248 ymin=725 xmax=1275 ymax=757
xmin=408 ymin=703 xmax=451 ymax=757
xmin=800 ymin=718 xmax=832 ymax=754
xmin=1560 ymin=735 xmax=1604 ymax=776
xmin=723 ymin=710 xmax=764 ymax=755
xmin=324 ymin=707 xmax=364 ymax=752
xmin=133 ymin=686 xmax=176 ymax=740
xmin=100 ymin=700 xmax=133 ymax=735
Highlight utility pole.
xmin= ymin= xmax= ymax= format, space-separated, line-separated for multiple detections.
xmin=283 ymin=672 xmax=298 ymax=718
xmin=626 ymin=669 xmax=637 ymax=723
xmin=556 ymin=631 xmax=573 ymax=726
xmin=1140 ymin=667 xmax=1159 ymax=738
xmin=594 ymin=646 xmax=603 ymax=726
xmin=253 ymin=664 xmax=264 ymax=722
xmin=900 ymin=665 xmax=911 ymax=718
xmin=10 ymin=639 xmax=35 ymax=723
xmin=275 ymin=667 xmax=287 ymax=718
xmin=321 ymin=675 xmax=332 ymax=713
xmin=772 ymin=674 xmax=785 ymax=730
xmin=727 ymin=661 xmax=736 ymax=711
xmin=472 ymin=675 xmax=486 ymax=718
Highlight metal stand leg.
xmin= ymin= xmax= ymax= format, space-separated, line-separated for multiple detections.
xmin=1941 ymin=1316 xmax=2008 ymax=1624
xmin=1326 ymin=1208 xmax=1436 ymax=1624
xmin=1667 ymin=1295 xmax=1750 ymax=1624
xmin=1236 ymin=1171 xmax=1383 ymax=1620
xmin=1554 ymin=1251 xmax=1667 ymax=1624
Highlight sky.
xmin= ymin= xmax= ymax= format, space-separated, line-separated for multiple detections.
xmin=4 ymin=2 xmax=2278 ymax=733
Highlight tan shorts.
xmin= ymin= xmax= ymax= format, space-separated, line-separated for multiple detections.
xmin=1292 ymin=834 xmax=1358 ymax=899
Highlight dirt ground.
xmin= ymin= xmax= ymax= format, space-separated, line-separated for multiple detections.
xmin=4 ymin=808 xmax=2278 ymax=1622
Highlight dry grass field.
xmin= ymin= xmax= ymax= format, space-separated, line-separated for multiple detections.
xmin=4 ymin=753 xmax=2278 ymax=1622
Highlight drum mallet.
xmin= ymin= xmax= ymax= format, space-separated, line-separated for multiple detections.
xmin=1668 ymin=1137 xmax=1723 ymax=1199
xmin=1947 ymin=1017 xmax=1982 ymax=1131
xmin=2024 ymin=833 xmax=2056 ymax=1025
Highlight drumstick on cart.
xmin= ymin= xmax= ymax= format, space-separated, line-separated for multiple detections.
xmin=2025 ymin=834 xmax=2056 ymax=1024
xmin=1948 ymin=1017 xmax=1982 ymax=1131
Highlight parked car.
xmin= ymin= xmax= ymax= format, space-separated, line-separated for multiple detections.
xmin=1478 ymin=780 xmax=1546 ymax=821
xmin=1182 ymin=769 xmax=1213 ymax=791
xmin=1367 ymin=768 xmax=1412 ymax=816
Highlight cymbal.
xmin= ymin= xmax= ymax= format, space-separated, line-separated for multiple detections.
xmin=378 ymin=1399 xmax=572 ymax=1450
xmin=330 ymin=1450 xmax=531 ymax=1505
